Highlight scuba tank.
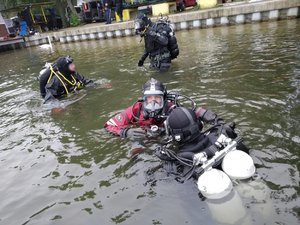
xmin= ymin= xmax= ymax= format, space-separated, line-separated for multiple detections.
xmin=156 ymin=15 xmax=179 ymax=60
xmin=38 ymin=62 xmax=52 ymax=98
xmin=169 ymin=36 xmax=179 ymax=60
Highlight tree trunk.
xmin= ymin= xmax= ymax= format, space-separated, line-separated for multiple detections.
xmin=55 ymin=0 xmax=68 ymax=28
xmin=66 ymin=0 xmax=77 ymax=16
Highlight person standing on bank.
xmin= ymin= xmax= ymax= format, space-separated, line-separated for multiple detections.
xmin=104 ymin=0 xmax=113 ymax=24
xmin=115 ymin=0 xmax=123 ymax=22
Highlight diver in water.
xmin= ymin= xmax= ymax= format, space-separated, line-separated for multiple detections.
xmin=38 ymin=56 xmax=93 ymax=104
xmin=158 ymin=107 xmax=248 ymax=166
xmin=104 ymin=78 xmax=214 ymax=142
xmin=134 ymin=14 xmax=179 ymax=71
xmin=104 ymin=78 xmax=172 ymax=139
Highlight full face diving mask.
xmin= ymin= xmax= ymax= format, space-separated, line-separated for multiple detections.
xmin=143 ymin=95 xmax=164 ymax=118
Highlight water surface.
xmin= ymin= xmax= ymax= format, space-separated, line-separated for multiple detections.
xmin=0 ymin=19 xmax=299 ymax=225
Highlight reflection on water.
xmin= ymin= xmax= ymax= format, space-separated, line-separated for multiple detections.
xmin=0 ymin=19 xmax=299 ymax=225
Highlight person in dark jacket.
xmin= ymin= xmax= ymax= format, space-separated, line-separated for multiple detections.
xmin=104 ymin=0 xmax=113 ymax=24
xmin=38 ymin=56 xmax=93 ymax=104
xmin=134 ymin=13 xmax=179 ymax=71
xmin=115 ymin=0 xmax=123 ymax=22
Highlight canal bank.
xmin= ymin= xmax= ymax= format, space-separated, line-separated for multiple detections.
xmin=2 ymin=0 xmax=300 ymax=50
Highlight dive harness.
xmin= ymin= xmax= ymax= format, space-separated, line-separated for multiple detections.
xmin=47 ymin=65 xmax=82 ymax=95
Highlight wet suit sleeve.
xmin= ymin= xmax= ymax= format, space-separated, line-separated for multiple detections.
xmin=74 ymin=71 xmax=93 ymax=86
xmin=104 ymin=105 xmax=136 ymax=136
xmin=195 ymin=107 xmax=237 ymax=139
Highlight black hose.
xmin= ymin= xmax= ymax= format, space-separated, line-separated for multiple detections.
xmin=164 ymin=148 xmax=193 ymax=167
xmin=167 ymin=92 xmax=196 ymax=110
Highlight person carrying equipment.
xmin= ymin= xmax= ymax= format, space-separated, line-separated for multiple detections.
xmin=134 ymin=14 xmax=179 ymax=71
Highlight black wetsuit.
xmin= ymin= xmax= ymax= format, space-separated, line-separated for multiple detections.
xmin=39 ymin=57 xmax=93 ymax=104
xmin=43 ymin=71 xmax=92 ymax=103
xmin=176 ymin=122 xmax=248 ymax=162
xmin=139 ymin=22 xmax=171 ymax=71
xmin=159 ymin=107 xmax=248 ymax=163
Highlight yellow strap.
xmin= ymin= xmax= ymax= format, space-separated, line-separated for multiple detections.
xmin=47 ymin=70 xmax=53 ymax=83
xmin=48 ymin=66 xmax=70 ymax=95
xmin=141 ymin=24 xmax=150 ymax=36
xmin=57 ymin=70 xmax=77 ymax=86
xmin=41 ymin=6 xmax=47 ymax=23
xmin=30 ymin=8 xmax=35 ymax=24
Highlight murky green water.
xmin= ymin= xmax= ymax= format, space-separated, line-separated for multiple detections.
xmin=0 ymin=19 xmax=299 ymax=225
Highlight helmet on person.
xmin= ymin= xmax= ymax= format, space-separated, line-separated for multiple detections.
xmin=142 ymin=78 xmax=167 ymax=119
xmin=167 ymin=107 xmax=201 ymax=143
xmin=54 ymin=56 xmax=74 ymax=75
xmin=134 ymin=13 xmax=151 ymax=35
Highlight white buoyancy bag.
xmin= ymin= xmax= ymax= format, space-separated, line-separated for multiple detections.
xmin=197 ymin=168 xmax=233 ymax=199
xmin=222 ymin=150 xmax=255 ymax=180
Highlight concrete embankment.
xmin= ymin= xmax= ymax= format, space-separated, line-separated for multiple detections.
xmin=10 ymin=0 xmax=300 ymax=48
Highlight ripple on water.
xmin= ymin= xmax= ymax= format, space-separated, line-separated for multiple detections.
xmin=0 ymin=20 xmax=299 ymax=225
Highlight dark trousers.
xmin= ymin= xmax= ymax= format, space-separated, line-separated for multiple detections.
xmin=105 ymin=8 xmax=111 ymax=24
xmin=116 ymin=3 xmax=123 ymax=21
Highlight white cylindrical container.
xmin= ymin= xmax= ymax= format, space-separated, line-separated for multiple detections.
xmin=206 ymin=189 xmax=251 ymax=225
xmin=222 ymin=150 xmax=255 ymax=180
xmin=197 ymin=168 xmax=233 ymax=199
xmin=124 ymin=29 xmax=132 ymax=36
xmin=97 ymin=32 xmax=105 ymax=39
xmin=115 ymin=30 xmax=122 ymax=37
xmin=66 ymin=36 xmax=73 ymax=42
xmin=81 ymin=34 xmax=88 ymax=41
xmin=106 ymin=31 xmax=113 ymax=38
xmin=73 ymin=35 xmax=80 ymax=41
xmin=198 ymin=169 xmax=251 ymax=224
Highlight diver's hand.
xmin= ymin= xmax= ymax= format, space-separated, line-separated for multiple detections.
xmin=148 ymin=30 xmax=157 ymax=37
xmin=138 ymin=60 xmax=144 ymax=67
xmin=221 ymin=122 xmax=237 ymax=139
xmin=124 ymin=128 xmax=146 ymax=140
xmin=147 ymin=27 xmax=159 ymax=37
xmin=83 ymin=79 xmax=94 ymax=86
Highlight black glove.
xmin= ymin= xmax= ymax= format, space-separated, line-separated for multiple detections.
xmin=147 ymin=27 xmax=160 ymax=38
xmin=198 ymin=109 xmax=224 ymax=125
xmin=221 ymin=122 xmax=237 ymax=139
xmin=138 ymin=60 xmax=144 ymax=67
xmin=148 ymin=29 xmax=157 ymax=37
xmin=83 ymin=79 xmax=94 ymax=86
xmin=122 ymin=128 xmax=146 ymax=140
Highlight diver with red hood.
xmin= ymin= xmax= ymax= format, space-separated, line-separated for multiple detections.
xmin=38 ymin=56 xmax=93 ymax=104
